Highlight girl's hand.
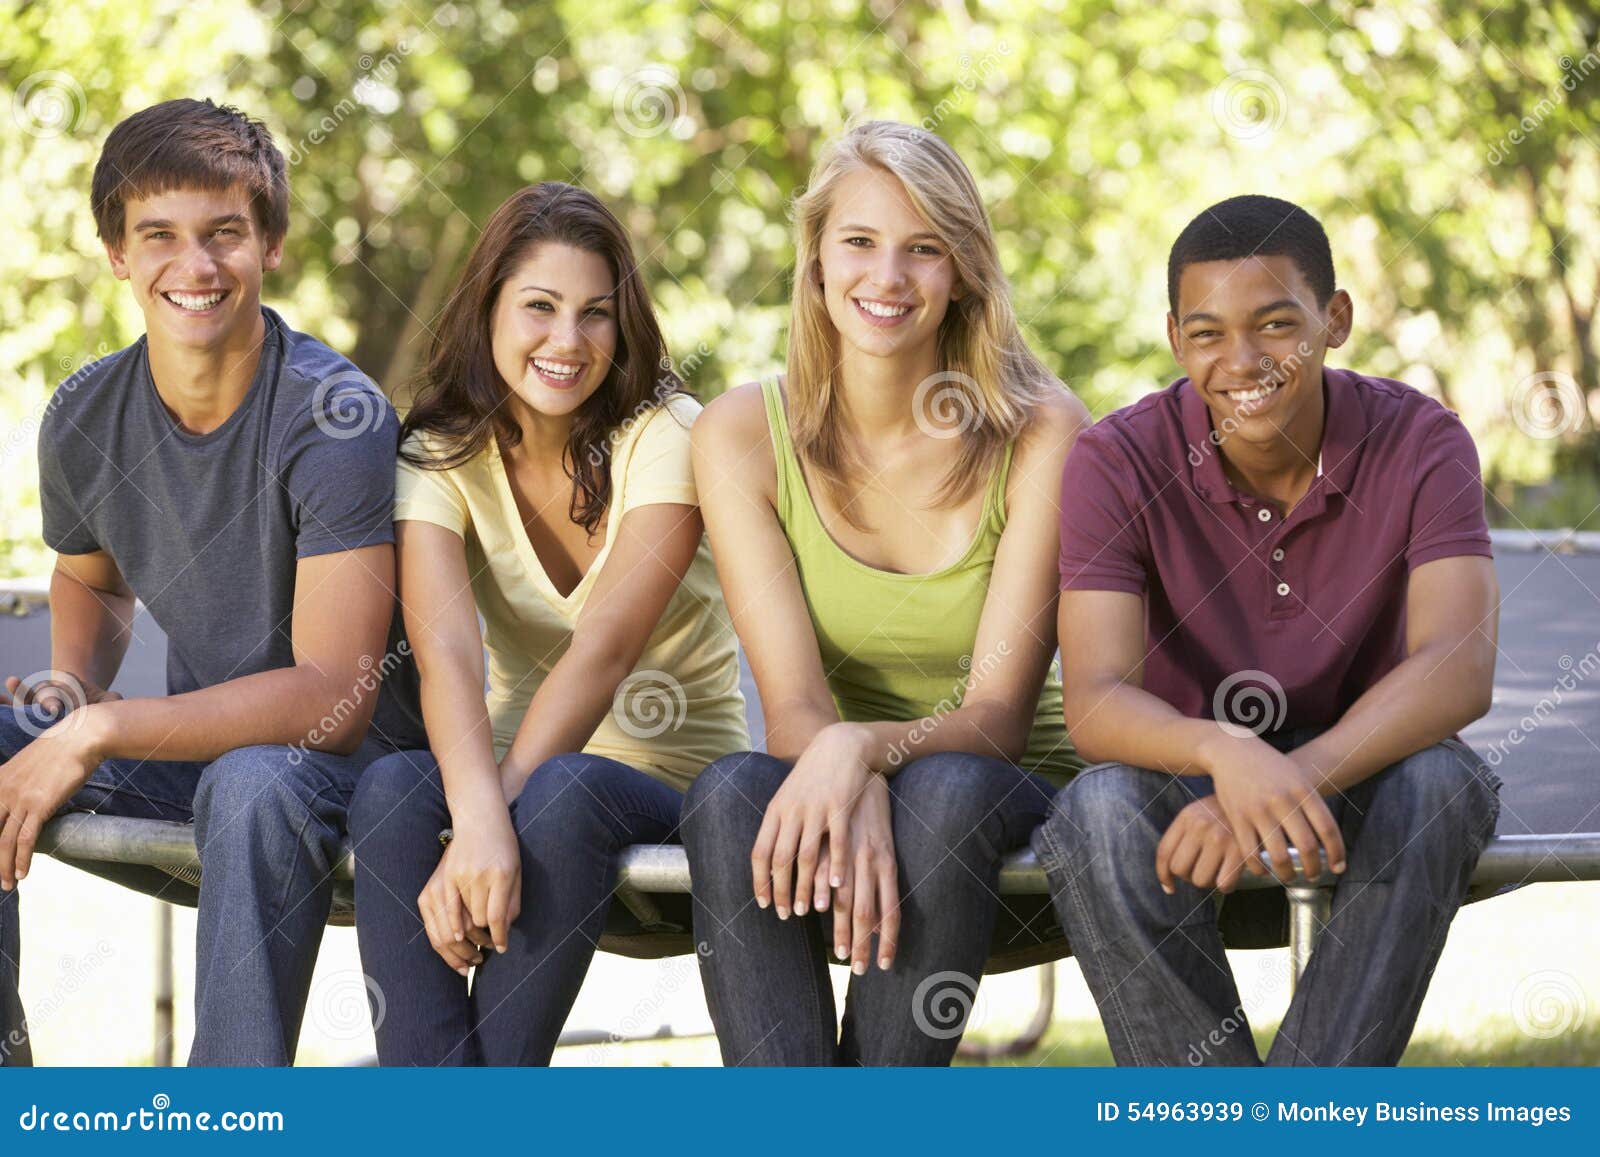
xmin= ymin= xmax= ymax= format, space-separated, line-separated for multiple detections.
xmin=751 ymin=723 xmax=876 ymax=919
xmin=831 ymin=773 xmax=900 ymax=974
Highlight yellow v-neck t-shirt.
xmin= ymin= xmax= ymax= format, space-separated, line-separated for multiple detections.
xmin=395 ymin=394 xmax=748 ymax=791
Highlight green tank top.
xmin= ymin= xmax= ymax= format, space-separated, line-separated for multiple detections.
xmin=761 ymin=377 xmax=1082 ymax=787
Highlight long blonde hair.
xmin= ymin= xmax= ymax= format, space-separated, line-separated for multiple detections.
xmin=786 ymin=120 xmax=1060 ymax=526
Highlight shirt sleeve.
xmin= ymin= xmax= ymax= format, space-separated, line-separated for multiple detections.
xmin=1058 ymin=425 xmax=1150 ymax=594
xmin=279 ymin=374 xmax=401 ymax=559
xmin=394 ymin=440 xmax=470 ymax=538
xmin=37 ymin=404 xmax=101 ymax=556
xmin=617 ymin=396 xmax=700 ymax=514
xmin=1406 ymin=408 xmax=1493 ymax=569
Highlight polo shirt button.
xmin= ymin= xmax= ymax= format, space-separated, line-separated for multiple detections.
xmin=1257 ymin=508 xmax=1272 ymax=522
xmin=1276 ymin=581 xmax=1291 ymax=596
xmin=1272 ymin=547 xmax=1285 ymax=561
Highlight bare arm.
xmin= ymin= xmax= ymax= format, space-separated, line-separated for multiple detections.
xmin=1059 ymin=588 xmax=1344 ymax=884
xmin=49 ymin=551 xmax=136 ymax=691
xmin=0 ymin=542 xmax=400 ymax=888
xmin=498 ymin=502 xmax=705 ymax=795
xmin=80 ymin=543 xmax=400 ymax=762
xmin=1290 ymin=555 xmax=1498 ymax=791
xmin=691 ymin=382 xmax=840 ymax=759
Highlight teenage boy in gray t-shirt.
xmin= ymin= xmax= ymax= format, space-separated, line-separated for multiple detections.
xmin=0 ymin=98 xmax=425 ymax=1066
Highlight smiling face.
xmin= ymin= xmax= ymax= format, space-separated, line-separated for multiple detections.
xmin=489 ymin=242 xmax=619 ymax=424
xmin=106 ymin=185 xmax=281 ymax=354
xmin=1167 ymin=254 xmax=1352 ymax=449
xmin=815 ymin=166 xmax=962 ymax=362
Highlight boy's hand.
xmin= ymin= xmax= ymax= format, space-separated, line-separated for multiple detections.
xmin=1155 ymin=796 xmax=1256 ymax=895
xmin=0 ymin=704 xmax=111 ymax=890
xmin=1 ymin=672 xmax=122 ymax=722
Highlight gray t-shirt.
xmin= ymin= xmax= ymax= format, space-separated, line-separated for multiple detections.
xmin=38 ymin=306 xmax=425 ymax=752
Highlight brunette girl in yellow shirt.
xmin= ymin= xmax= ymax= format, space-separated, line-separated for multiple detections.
xmin=349 ymin=183 xmax=746 ymax=1065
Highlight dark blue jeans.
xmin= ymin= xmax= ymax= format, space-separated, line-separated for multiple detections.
xmin=348 ymin=749 xmax=684 ymax=1066
xmin=681 ymin=749 xmax=1057 ymax=1066
xmin=0 ymin=705 xmax=383 ymax=1066
xmin=1030 ymin=733 xmax=1501 ymax=1066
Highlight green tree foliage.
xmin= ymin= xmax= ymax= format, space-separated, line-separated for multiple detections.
xmin=3 ymin=0 xmax=1597 ymax=574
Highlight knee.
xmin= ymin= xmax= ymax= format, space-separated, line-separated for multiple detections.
xmin=1041 ymin=763 xmax=1171 ymax=860
xmin=510 ymin=753 xmax=626 ymax=839
xmin=681 ymin=751 xmax=785 ymax=849
xmin=193 ymin=745 xmax=330 ymax=846
xmin=1381 ymin=743 xmax=1500 ymax=841
xmin=348 ymin=750 xmax=443 ymax=842
xmin=888 ymin=751 xmax=1016 ymax=854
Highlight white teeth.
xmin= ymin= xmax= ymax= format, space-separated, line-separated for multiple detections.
xmin=1232 ymin=381 xmax=1281 ymax=404
xmin=532 ymin=357 xmax=581 ymax=379
xmin=856 ymin=298 xmax=912 ymax=318
xmin=166 ymin=291 xmax=224 ymax=311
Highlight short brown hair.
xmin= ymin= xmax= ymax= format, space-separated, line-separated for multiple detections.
xmin=91 ymin=98 xmax=289 ymax=247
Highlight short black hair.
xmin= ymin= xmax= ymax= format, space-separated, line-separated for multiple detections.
xmin=1167 ymin=195 xmax=1335 ymax=316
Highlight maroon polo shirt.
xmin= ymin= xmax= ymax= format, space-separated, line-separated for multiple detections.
xmin=1059 ymin=367 xmax=1492 ymax=733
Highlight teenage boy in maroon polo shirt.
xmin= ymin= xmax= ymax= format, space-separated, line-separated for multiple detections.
xmin=1032 ymin=195 xmax=1501 ymax=1066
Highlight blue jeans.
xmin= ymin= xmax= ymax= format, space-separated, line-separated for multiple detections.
xmin=681 ymin=750 xmax=1057 ymax=1065
xmin=348 ymin=750 xmax=684 ymax=1066
xmin=1030 ymin=734 xmax=1501 ymax=1066
xmin=0 ymin=705 xmax=384 ymax=1066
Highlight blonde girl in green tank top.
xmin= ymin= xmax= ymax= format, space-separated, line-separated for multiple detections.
xmin=682 ymin=121 xmax=1089 ymax=1065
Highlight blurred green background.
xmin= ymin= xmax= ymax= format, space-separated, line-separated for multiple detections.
xmin=3 ymin=0 xmax=1598 ymax=576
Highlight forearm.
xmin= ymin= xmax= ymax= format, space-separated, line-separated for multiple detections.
xmin=498 ymin=643 xmax=637 ymax=793
xmin=414 ymin=653 xmax=504 ymax=820
xmin=851 ymin=700 xmax=1034 ymax=775
xmin=48 ymin=570 xmax=134 ymax=689
xmin=1292 ymin=645 xmax=1494 ymax=793
xmin=81 ymin=664 xmax=377 ymax=763
xmin=762 ymin=695 xmax=843 ymax=762
xmin=1067 ymin=679 xmax=1235 ymax=776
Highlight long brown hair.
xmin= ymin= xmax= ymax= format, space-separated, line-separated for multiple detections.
xmin=399 ymin=182 xmax=682 ymax=535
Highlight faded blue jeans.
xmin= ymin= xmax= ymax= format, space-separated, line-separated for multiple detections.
xmin=0 ymin=704 xmax=386 ymax=1066
xmin=682 ymin=750 xmax=1058 ymax=1066
xmin=1030 ymin=731 xmax=1501 ymax=1066
xmin=348 ymin=749 xmax=684 ymax=1066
